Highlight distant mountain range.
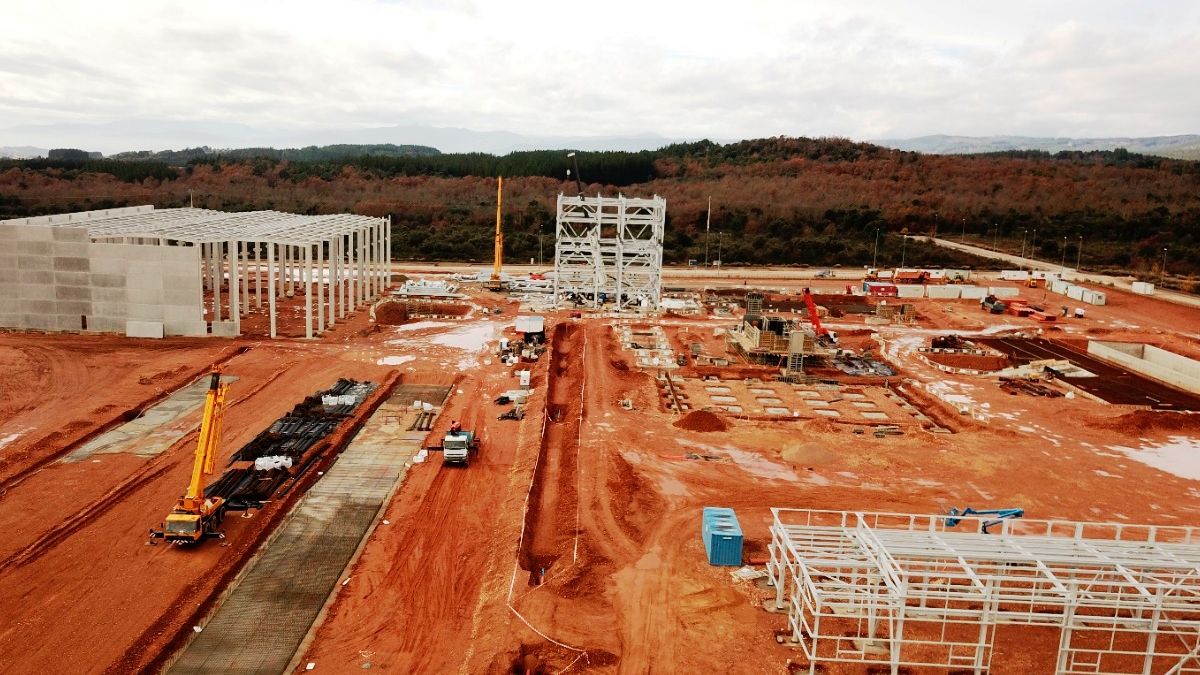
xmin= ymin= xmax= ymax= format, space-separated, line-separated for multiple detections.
xmin=6 ymin=124 xmax=1200 ymax=161
xmin=0 ymin=120 xmax=698 ymax=157
xmin=872 ymin=134 xmax=1200 ymax=159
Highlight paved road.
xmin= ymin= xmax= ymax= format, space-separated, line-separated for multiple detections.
xmin=922 ymin=236 xmax=1200 ymax=310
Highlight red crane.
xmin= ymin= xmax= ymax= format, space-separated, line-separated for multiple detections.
xmin=802 ymin=288 xmax=838 ymax=346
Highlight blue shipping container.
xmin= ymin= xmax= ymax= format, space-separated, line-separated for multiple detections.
xmin=701 ymin=506 xmax=743 ymax=566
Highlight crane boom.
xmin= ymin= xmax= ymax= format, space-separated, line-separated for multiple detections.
xmin=185 ymin=370 xmax=227 ymax=507
xmin=802 ymin=288 xmax=838 ymax=346
xmin=151 ymin=369 xmax=230 ymax=544
xmin=492 ymin=176 xmax=503 ymax=282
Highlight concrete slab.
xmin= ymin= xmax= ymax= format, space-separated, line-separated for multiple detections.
xmin=814 ymin=409 xmax=841 ymax=417
xmin=126 ymin=320 xmax=165 ymax=338
xmin=63 ymin=376 xmax=238 ymax=462
xmin=210 ymin=321 xmax=238 ymax=337
xmin=166 ymin=320 xmax=209 ymax=337
xmin=168 ymin=384 xmax=445 ymax=675
xmin=861 ymin=411 xmax=889 ymax=420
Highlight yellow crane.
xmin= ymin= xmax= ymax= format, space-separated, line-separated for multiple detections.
xmin=151 ymin=370 xmax=230 ymax=544
xmin=485 ymin=176 xmax=504 ymax=291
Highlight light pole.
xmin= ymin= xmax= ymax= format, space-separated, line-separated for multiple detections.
xmin=704 ymin=195 xmax=711 ymax=266
xmin=1076 ymin=235 xmax=1082 ymax=270
xmin=1161 ymin=247 xmax=1168 ymax=286
xmin=993 ymin=223 xmax=999 ymax=251
xmin=1031 ymin=228 xmax=1037 ymax=260
xmin=933 ymin=211 xmax=938 ymax=238
xmin=872 ymin=228 xmax=880 ymax=268
xmin=1020 ymin=229 xmax=1027 ymax=268
xmin=1060 ymin=237 xmax=1067 ymax=273
xmin=961 ymin=217 xmax=966 ymax=242
xmin=901 ymin=235 xmax=908 ymax=267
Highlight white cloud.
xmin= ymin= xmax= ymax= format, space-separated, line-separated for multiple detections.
xmin=1 ymin=0 xmax=1197 ymax=149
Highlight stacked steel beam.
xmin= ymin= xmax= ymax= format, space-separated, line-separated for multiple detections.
xmin=205 ymin=379 xmax=376 ymax=509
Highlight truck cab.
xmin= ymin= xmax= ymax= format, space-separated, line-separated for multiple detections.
xmin=443 ymin=430 xmax=476 ymax=466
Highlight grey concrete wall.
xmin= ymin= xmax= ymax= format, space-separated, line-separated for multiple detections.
xmin=1088 ymin=341 xmax=1200 ymax=395
xmin=0 ymin=224 xmax=207 ymax=336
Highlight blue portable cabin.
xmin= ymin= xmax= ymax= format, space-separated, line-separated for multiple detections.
xmin=701 ymin=506 xmax=743 ymax=566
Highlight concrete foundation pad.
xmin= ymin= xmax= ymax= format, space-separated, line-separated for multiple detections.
xmin=125 ymin=320 xmax=165 ymax=338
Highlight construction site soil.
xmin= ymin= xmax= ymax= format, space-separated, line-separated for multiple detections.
xmin=0 ymin=274 xmax=1198 ymax=674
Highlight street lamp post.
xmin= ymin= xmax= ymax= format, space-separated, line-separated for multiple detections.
xmin=1161 ymin=247 xmax=1168 ymax=286
xmin=993 ymin=224 xmax=999 ymax=251
xmin=901 ymin=235 xmax=908 ymax=267
xmin=961 ymin=217 xmax=966 ymax=242
xmin=1031 ymin=228 xmax=1037 ymax=260
xmin=1020 ymin=229 xmax=1027 ymax=266
xmin=1060 ymin=237 xmax=1068 ymax=273
xmin=873 ymin=228 xmax=880 ymax=268
xmin=1076 ymin=235 xmax=1083 ymax=270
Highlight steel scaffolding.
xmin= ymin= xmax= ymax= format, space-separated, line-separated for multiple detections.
xmin=767 ymin=509 xmax=1200 ymax=675
xmin=552 ymin=193 xmax=664 ymax=311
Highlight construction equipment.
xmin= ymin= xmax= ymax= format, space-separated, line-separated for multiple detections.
xmin=151 ymin=370 xmax=230 ymax=544
xmin=946 ymin=507 xmax=1024 ymax=534
xmin=442 ymin=429 xmax=479 ymax=466
xmin=498 ymin=405 xmax=525 ymax=421
xmin=981 ymin=295 xmax=1007 ymax=314
xmin=801 ymin=288 xmax=838 ymax=346
xmin=485 ymin=176 xmax=504 ymax=291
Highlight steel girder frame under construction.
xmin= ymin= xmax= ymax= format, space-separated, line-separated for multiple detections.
xmin=552 ymin=193 xmax=665 ymax=311
xmin=767 ymin=508 xmax=1200 ymax=675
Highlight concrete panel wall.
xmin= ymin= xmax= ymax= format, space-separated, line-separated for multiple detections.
xmin=959 ymin=286 xmax=987 ymax=299
xmin=0 ymin=223 xmax=206 ymax=337
xmin=926 ymin=285 xmax=962 ymax=299
xmin=988 ymin=287 xmax=1020 ymax=298
xmin=1088 ymin=341 xmax=1200 ymax=395
xmin=895 ymin=284 xmax=925 ymax=298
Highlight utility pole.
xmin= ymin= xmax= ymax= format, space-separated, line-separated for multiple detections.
xmin=704 ymin=196 xmax=711 ymax=266
xmin=872 ymin=228 xmax=880 ymax=268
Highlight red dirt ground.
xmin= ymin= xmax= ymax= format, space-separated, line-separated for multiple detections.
xmin=1 ymin=276 xmax=1199 ymax=674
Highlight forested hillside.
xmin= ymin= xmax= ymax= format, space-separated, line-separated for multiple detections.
xmin=1 ymin=137 xmax=1197 ymax=279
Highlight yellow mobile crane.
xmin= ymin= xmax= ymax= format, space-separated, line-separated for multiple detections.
xmin=151 ymin=370 xmax=230 ymax=544
xmin=485 ymin=176 xmax=504 ymax=291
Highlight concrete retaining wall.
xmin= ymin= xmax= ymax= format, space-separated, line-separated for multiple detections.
xmin=926 ymin=286 xmax=962 ymax=299
xmin=959 ymin=286 xmax=987 ymax=300
xmin=1088 ymin=341 xmax=1200 ymax=394
xmin=987 ymin=287 xmax=1020 ymax=298
xmin=0 ymin=224 xmax=205 ymax=336
xmin=895 ymin=284 xmax=925 ymax=298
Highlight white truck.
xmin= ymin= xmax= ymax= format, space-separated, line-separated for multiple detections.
xmin=442 ymin=430 xmax=478 ymax=466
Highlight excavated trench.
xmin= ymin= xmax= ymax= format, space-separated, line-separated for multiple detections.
xmin=518 ymin=322 xmax=583 ymax=586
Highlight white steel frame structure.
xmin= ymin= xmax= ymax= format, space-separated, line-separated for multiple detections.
xmin=552 ymin=193 xmax=665 ymax=311
xmin=21 ymin=206 xmax=390 ymax=338
xmin=767 ymin=509 xmax=1200 ymax=675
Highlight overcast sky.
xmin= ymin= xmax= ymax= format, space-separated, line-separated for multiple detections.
xmin=3 ymin=0 xmax=1199 ymax=150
